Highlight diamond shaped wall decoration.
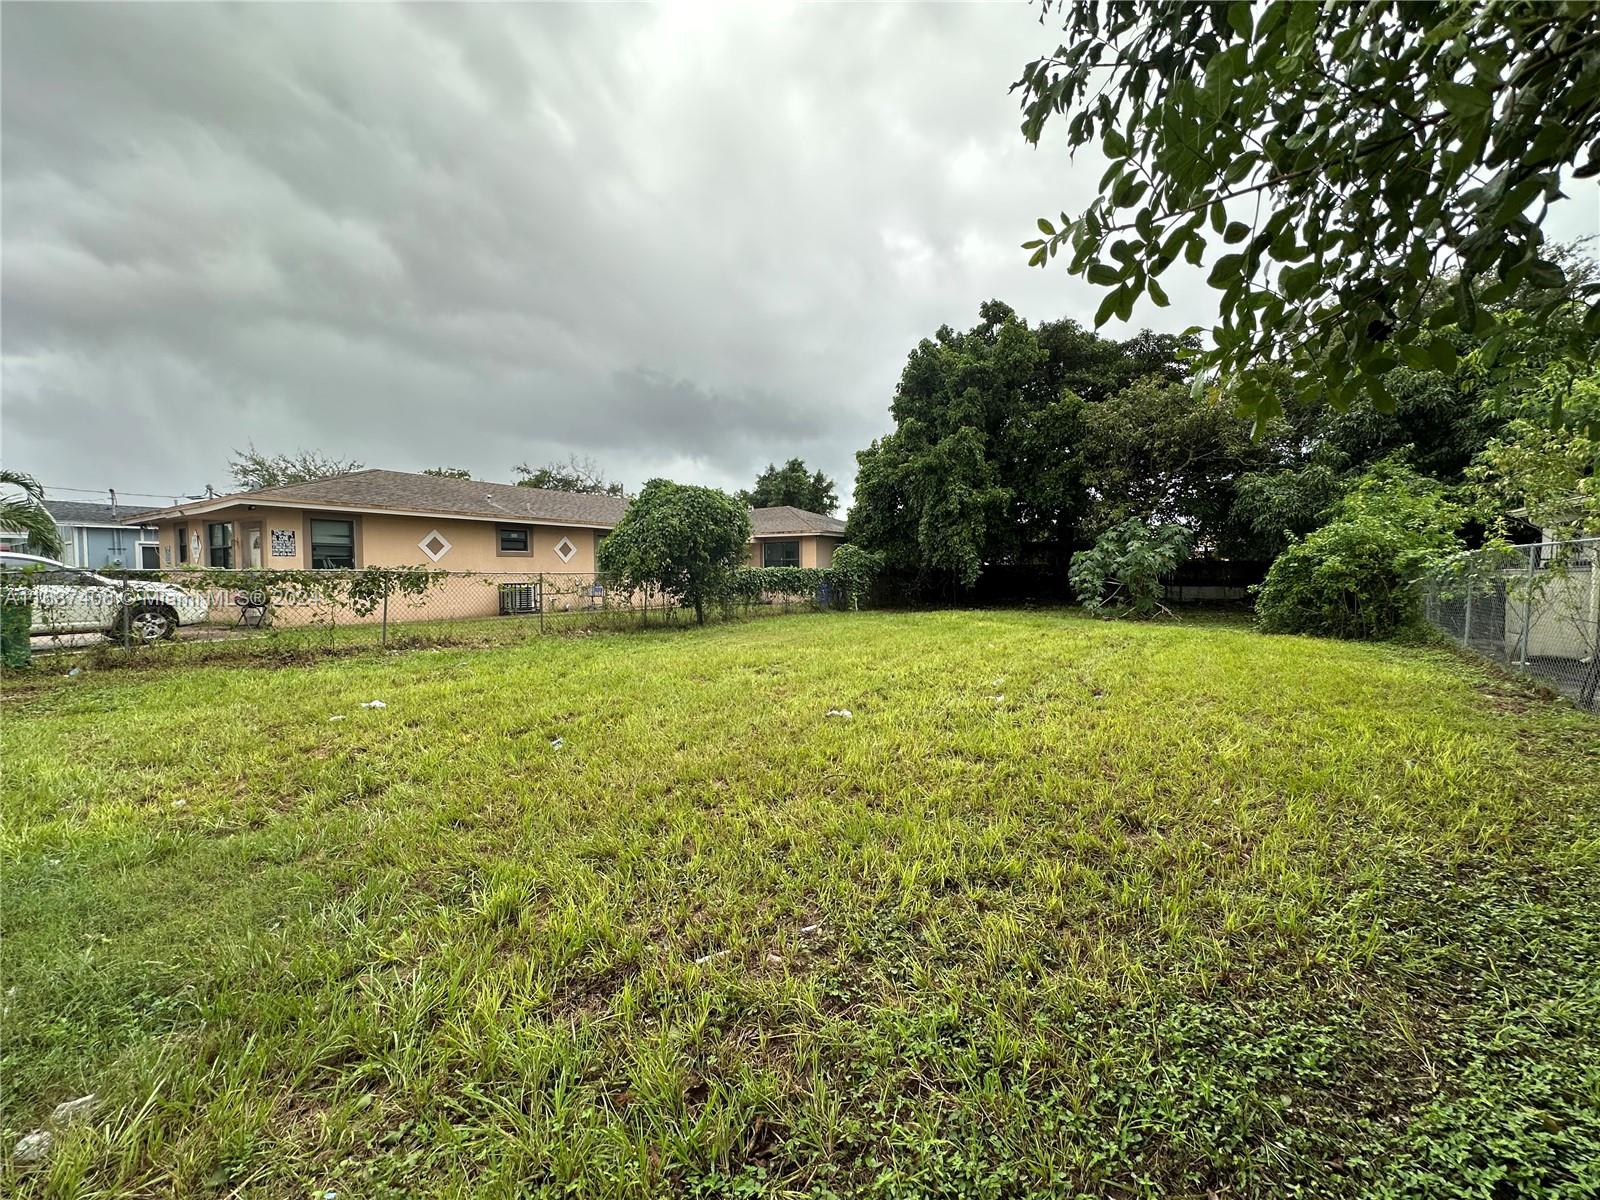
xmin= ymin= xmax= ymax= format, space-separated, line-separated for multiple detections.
xmin=418 ymin=530 xmax=453 ymax=562
xmin=554 ymin=536 xmax=577 ymax=563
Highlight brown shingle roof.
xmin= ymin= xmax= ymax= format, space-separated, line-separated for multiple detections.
xmin=132 ymin=469 xmax=630 ymax=528
xmin=129 ymin=471 xmax=847 ymax=539
xmin=750 ymin=505 xmax=847 ymax=536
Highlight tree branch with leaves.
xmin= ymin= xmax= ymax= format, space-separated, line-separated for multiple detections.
xmin=1015 ymin=0 xmax=1600 ymax=428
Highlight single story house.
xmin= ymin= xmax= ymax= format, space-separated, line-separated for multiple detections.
xmin=125 ymin=470 xmax=847 ymax=620
xmin=748 ymin=505 xmax=847 ymax=568
xmin=43 ymin=501 xmax=162 ymax=570
xmin=130 ymin=470 xmax=629 ymax=575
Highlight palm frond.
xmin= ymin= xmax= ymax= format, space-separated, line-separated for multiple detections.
xmin=0 ymin=470 xmax=63 ymax=557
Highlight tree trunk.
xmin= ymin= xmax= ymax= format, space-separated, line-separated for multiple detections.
xmin=694 ymin=595 xmax=704 ymax=625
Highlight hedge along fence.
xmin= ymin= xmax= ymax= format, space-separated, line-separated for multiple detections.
xmin=725 ymin=552 xmax=882 ymax=611
xmin=1 ymin=594 xmax=30 ymax=668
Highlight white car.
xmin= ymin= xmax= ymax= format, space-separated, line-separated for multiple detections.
xmin=0 ymin=553 xmax=210 ymax=642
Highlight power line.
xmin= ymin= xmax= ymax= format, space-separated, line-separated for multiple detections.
xmin=41 ymin=483 xmax=205 ymax=501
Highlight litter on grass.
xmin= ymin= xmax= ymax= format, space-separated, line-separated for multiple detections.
xmin=360 ymin=700 xmax=387 ymax=709
xmin=51 ymin=1094 xmax=97 ymax=1124
xmin=13 ymin=1129 xmax=51 ymax=1164
xmin=328 ymin=715 xmax=346 ymax=722
xmin=825 ymin=709 xmax=853 ymax=719
xmin=550 ymin=736 xmax=565 ymax=750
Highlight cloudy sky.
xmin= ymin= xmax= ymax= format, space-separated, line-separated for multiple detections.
xmin=3 ymin=5 xmax=1593 ymax=513
xmin=0 ymin=2 xmax=1158 ymax=509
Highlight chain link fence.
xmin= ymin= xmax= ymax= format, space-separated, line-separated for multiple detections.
xmin=1418 ymin=537 xmax=1600 ymax=712
xmin=0 ymin=566 xmax=834 ymax=669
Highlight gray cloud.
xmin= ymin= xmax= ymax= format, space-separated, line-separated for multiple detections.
xmin=7 ymin=4 xmax=1590 ymax=512
xmin=2 ymin=2 xmax=1142 ymax=507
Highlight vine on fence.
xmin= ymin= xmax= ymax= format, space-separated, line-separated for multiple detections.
xmin=726 ymin=556 xmax=882 ymax=608
xmin=149 ymin=565 xmax=449 ymax=617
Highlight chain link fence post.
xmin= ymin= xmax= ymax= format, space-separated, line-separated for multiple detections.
xmin=1518 ymin=546 xmax=1535 ymax=667
xmin=121 ymin=571 xmax=132 ymax=650
xmin=539 ymin=573 xmax=546 ymax=635
xmin=381 ymin=574 xmax=390 ymax=648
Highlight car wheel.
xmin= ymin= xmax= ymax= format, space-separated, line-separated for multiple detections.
xmin=111 ymin=603 xmax=178 ymax=643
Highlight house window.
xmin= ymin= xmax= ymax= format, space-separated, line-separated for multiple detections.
xmin=176 ymin=524 xmax=189 ymax=564
xmin=206 ymin=522 xmax=233 ymax=568
xmin=498 ymin=527 xmax=530 ymax=554
xmin=310 ymin=519 xmax=356 ymax=569
xmin=763 ymin=540 xmax=801 ymax=568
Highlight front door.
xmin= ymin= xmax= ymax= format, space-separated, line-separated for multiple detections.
xmin=242 ymin=523 xmax=263 ymax=569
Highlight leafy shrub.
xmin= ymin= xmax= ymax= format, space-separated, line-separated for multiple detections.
xmin=1256 ymin=460 xmax=1463 ymax=639
xmin=1068 ymin=517 xmax=1192 ymax=617
xmin=727 ymin=567 xmax=830 ymax=603
xmin=728 ymin=551 xmax=882 ymax=610
xmin=827 ymin=544 xmax=882 ymax=608
xmin=1 ymin=593 xmax=31 ymax=668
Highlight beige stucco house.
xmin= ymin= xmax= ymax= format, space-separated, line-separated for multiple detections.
xmin=747 ymin=505 xmax=847 ymax=568
xmin=131 ymin=469 xmax=846 ymax=576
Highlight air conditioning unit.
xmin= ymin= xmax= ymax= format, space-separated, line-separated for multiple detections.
xmin=498 ymin=582 xmax=541 ymax=615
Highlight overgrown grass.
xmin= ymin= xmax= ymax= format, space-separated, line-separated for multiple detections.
xmin=3 ymin=610 xmax=1597 ymax=1197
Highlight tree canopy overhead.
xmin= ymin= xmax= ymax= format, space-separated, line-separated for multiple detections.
xmin=1015 ymin=1 xmax=1600 ymax=427
xmin=741 ymin=459 xmax=839 ymax=515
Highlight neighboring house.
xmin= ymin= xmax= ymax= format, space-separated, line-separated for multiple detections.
xmin=127 ymin=468 xmax=846 ymax=576
xmin=748 ymin=505 xmax=847 ymax=568
xmin=42 ymin=501 xmax=162 ymax=569
xmin=129 ymin=470 xmax=628 ymax=575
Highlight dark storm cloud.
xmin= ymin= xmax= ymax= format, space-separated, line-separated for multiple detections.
xmin=3 ymin=2 xmax=1180 ymax=504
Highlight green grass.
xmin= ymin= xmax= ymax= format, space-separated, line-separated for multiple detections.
xmin=3 ymin=609 xmax=1598 ymax=1198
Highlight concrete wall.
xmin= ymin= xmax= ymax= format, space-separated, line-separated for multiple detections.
xmin=1503 ymin=567 xmax=1599 ymax=660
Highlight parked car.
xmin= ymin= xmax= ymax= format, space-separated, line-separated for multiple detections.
xmin=0 ymin=553 xmax=210 ymax=642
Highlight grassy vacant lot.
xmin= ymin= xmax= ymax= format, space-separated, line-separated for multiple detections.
xmin=3 ymin=610 xmax=1598 ymax=1198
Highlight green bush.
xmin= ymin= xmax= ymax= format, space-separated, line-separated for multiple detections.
xmin=1 ymin=595 xmax=31 ymax=669
xmin=828 ymin=544 xmax=882 ymax=609
xmin=728 ymin=552 xmax=882 ymax=610
xmin=1256 ymin=460 xmax=1463 ymax=640
xmin=728 ymin=567 xmax=830 ymax=603
xmin=1068 ymin=518 xmax=1193 ymax=617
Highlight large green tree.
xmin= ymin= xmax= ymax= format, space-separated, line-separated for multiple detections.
xmin=741 ymin=459 xmax=839 ymax=515
xmin=1015 ymin=1 xmax=1600 ymax=425
xmin=597 ymin=479 xmax=751 ymax=624
xmin=848 ymin=301 xmax=1205 ymax=589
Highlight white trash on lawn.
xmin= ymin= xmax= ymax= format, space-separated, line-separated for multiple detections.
xmin=360 ymin=700 xmax=387 ymax=709
xmin=13 ymin=1129 xmax=51 ymax=1164
xmin=825 ymin=709 xmax=853 ymax=719
xmin=52 ymin=1094 xmax=97 ymax=1124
